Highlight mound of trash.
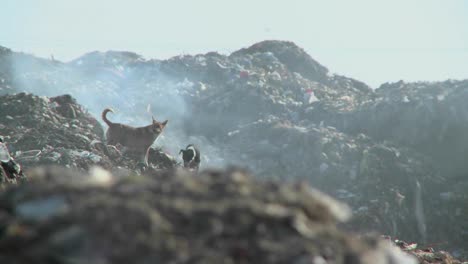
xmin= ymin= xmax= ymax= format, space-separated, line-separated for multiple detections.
xmin=0 ymin=40 xmax=467 ymax=259
xmin=346 ymin=80 xmax=468 ymax=176
xmin=223 ymin=116 xmax=462 ymax=249
xmin=0 ymin=93 xmax=176 ymax=172
xmin=0 ymin=166 xmax=418 ymax=264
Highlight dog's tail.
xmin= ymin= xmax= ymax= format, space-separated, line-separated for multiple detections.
xmin=102 ymin=108 xmax=114 ymax=126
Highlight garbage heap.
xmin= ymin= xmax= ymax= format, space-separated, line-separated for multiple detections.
xmin=223 ymin=116 xmax=463 ymax=250
xmin=0 ymin=40 xmax=374 ymax=141
xmin=158 ymin=42 xmax=468 ymax=256
xmin=0 ymin=166 xmax=417 ymax=264
xmin=0 ymin=41 xmax=467 ymax=259
xmin=0 ymin=93 xmax=177 ymax=172
xmin=158 ymin=41 xmax=373 ymax=138
xmin=347 ymin=80 xmax=468 ymax=177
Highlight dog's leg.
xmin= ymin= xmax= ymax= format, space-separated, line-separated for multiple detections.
xmin=142 ymin=148 xmax=149 ymax=166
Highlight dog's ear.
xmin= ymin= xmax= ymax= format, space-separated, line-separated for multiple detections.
xmin=161 ymin=120 xmax=168 ymax=126
xmin=152 ymin=115 xmax=157 ymax=124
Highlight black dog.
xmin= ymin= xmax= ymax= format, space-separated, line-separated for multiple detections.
xmin=179 ymin=144 xmax=200 ymax=172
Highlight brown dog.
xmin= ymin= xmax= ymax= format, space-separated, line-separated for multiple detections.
xmin=102 ymin=108 xmax=168 ymax=165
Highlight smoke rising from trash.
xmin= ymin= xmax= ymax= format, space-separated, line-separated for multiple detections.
xmin=1 ymin=41 xmax=468 ymax=260
xmin=8 ymin=51 xmax=230 ymax=168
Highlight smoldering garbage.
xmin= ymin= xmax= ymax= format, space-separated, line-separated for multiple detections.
xmin=0 ymin=93 xmax=177 ymax=174
xmin=0 ymin=40 xmax=467 ymax=262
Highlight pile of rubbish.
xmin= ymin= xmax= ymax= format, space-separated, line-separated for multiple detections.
xmin=158 ymin=41 xmax=374 ymax=138
xmin=223 ymin=116 xmax=456 ymax=248
xmin=0 ymin=93 xmax=177 ymax=172
xmin=0 ymin=166 xmax=417 ymax=264
xmin=0 ymin=40 xmax=467 ymax=259
xmin=347 ymin=80 xmax=468 ymax=176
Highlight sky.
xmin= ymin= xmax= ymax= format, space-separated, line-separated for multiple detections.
xmin=1 ymin=0 xmax=467 ymax=87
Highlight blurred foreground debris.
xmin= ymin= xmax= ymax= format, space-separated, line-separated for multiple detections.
xmin=0 ymin=166 xmax=417 ymax=264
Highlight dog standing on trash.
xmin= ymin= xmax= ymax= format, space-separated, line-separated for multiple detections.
xmin=179 ymin=144 xmax=201 ymax=172
xmin=102 ymin=108 xmax=168 ymax=165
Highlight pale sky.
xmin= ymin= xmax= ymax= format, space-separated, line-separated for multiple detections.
xmin=1 ymin=0 xmax=467 ymax=87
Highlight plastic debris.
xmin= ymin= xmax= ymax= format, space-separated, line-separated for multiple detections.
xmin=0 ymin=41 xmax=466 ymax=260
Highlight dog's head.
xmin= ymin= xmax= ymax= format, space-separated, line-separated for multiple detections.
xmin=151 ymin=116 xmax=168 ymax=135
xmin=179 ymin=145 xmax=198 ymax=167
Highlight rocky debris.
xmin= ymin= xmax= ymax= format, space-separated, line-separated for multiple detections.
xmin=0 ymin=93 xmax=177 ymax=172
xmin=0 ymin=166 xmax=417 ymax=264
xmin=0 ymin=136 xmax=26 ymax=189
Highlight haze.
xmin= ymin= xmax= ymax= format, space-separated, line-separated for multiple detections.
xmin=1 ymin=0 xmax=467 ymax=87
